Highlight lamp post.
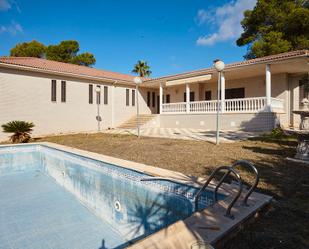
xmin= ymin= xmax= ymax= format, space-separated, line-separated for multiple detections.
xmin=95 ymin=85 xmax=102 ymax=131
xmin=213 ymin=59 xmax=225 ymax=145
xmin=134 ymin=77 xmax=142 ymax=138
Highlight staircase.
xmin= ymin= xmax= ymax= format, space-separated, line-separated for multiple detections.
xmin=118 ymin=114 xmax=157 ymax=129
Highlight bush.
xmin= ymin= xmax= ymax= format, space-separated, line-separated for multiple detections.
xmin=269 ymin=127 xmax=285 ymax=139
xmin=1 ymin=121 xmax=35 ymax=143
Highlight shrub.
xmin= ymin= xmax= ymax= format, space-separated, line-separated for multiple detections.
xmin=270 ymin=127 xmax=285 ymax=139
xmin=1 ymin=121 xmax=35 ymax=143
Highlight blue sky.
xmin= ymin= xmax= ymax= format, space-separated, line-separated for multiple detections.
xmin=0 ymin=0 xmax=256 ymax=77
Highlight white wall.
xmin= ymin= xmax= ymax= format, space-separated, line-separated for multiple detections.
xmin=0 ymin=68 xmax=151 ymax=141
xmin=162 ymin=83 xmax=200 ymax=103
xmin=289 ymin=75 xmax=302 ymax=128
xmin=160 ymin=113 xmax=276 ymax=131
xmin=113 ymin=86 xmax=153 ymax=126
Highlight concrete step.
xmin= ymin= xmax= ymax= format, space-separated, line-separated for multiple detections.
xmin=118 ymin=114 xmax=157 ymax=129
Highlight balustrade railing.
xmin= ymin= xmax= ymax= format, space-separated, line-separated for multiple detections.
xmin=161 ymin=97 xmax=284 ymax=114
xmin=162 ymin=102 xmax=186 ymax=113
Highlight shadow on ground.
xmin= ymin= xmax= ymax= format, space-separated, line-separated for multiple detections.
xmin=223 ymin=139 xmax=309 ymax=249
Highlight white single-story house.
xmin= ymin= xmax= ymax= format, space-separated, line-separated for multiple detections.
xmin=0 ymin=50 xmax=308 ymax=141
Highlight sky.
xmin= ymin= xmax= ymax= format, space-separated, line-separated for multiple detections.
xmin=0 ymin=0 xmax=257 ymax=77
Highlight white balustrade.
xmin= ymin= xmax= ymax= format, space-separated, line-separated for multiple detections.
xmin=161 ymin=97 xmax=284 ymax=114
xmin=225 ymin=97 xmax=266 ymax=112
xmin=190 ymin=100 xmax=218 ymax=113
xmin=162 ymin=102 xmax=186 ymax=113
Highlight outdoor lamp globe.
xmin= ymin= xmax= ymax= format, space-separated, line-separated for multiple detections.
xmin=95 ymin=86 xmax=101 ymax=92
xmin=134 ymin=77 xmax=142 ymax=84
xmin=214 ymin=60 xmax=225 ymax=72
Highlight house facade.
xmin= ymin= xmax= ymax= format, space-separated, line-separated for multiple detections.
xmin=0 ymin=50 xmax=308 ymax=141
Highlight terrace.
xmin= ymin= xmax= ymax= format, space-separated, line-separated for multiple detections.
xmin=148 ymin=63 xmax=287 ymax=115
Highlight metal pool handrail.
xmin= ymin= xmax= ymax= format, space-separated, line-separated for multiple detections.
xmin=231 ymin=160 xmax=259 ymax=206
xmin=194 ymin=166 xmax=243 ymax=219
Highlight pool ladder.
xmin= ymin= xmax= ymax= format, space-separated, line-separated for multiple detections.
xmin=194 ymin=160 xmax=259 ymax=219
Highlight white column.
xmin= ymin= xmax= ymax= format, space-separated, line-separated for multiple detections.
xmin=186 ymin=83 xmax=190 ymax=113
xmin=266 ymin=64 xmax=272 ymax=111
xmin=111 ymin=84 xmax=115 ymax=128
xmin=159 ymin=82 xmax=163 ymax=114
xmin=221 ymin=72 xmax=225 ymax=113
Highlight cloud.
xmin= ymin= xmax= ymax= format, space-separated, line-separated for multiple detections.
xmin=195 ymin=9 xmax=214 ymax=26
xmin=196 ymin=0 xmax=256 ymax=46
xmin=0 ymin=21 xmax=23 ymax=35
xmin=0 ymin=0 xmax=20 ymax=12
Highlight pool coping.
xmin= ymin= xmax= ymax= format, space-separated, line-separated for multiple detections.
xmin=0 ymin=142 xmax=272 ymax=249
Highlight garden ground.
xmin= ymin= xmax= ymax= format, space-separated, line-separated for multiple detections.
xmin=27 ymin=133 xmax=309 ymax=248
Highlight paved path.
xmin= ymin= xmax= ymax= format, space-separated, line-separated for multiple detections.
xmin=102 ymin=128 xmax=261 ymax=143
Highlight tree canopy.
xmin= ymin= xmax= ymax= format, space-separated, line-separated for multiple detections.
xmin=132 ymin=60 xmax=152 ymax=77
xmin=237 ymin=0 xmax=309 ymax=59
xmin=10 ymin=40 xmax=46 ymax=58
xmin=10 ymin=40 xmax=96 ymax=67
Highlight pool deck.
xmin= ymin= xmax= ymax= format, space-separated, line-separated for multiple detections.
xmin=0 ymin=171 xmax=126 ymax=249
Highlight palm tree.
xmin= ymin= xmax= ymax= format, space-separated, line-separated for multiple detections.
xmin=132 ymin=60 xmax=152 ymax=77
xmin=2 ymin=121 xmax=35 ymax=143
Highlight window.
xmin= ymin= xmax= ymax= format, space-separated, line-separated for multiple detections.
xmin=183 ymin=92 xmax=195 ymax=102
xmin=51 ymin=80 xmax=56 ymax=102
xmin=147 ymin=91 xmax=150 ymax=107
xmin=96 ymin=85 xmax=101 ymax=104
xmin=132 ymin=89 xmax=135 ymax=106
xmin=152 ymin=92 xmax=155 ymax=107
xmin=104 ymin=86 xmax=108 ymax=105
xmin=166 ymin=94 xmax=170 ymax=103
xmin=190 ymin=92 xmax=195 ymax=102
xmin=61 ymin=81 xmax=66 ymax=102
xmin=89 ymin=84 xmax=93 ymax=104
xmin=205 ymin=91 xmax=211 ymax=101
xmin=225 ymin=88 xmax=245 ymax=99
xmin=126 ymin=89 xmax=130 ymax=106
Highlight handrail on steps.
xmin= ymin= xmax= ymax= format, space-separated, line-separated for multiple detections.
xmin=194 ymin=166 xmax=243 ymax=219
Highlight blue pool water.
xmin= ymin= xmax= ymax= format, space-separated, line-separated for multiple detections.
xmin=0 ymin=144 xmax=226 ymax=249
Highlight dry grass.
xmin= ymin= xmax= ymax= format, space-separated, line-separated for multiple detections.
xmin=32 ymin=133 xmax=309 ymax=248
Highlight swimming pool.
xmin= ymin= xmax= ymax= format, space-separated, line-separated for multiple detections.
xmin=0 ymin=144 xmax=226 ymax=249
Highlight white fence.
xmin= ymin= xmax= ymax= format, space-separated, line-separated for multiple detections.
xmin=162 ymin=97 xmax=284 ymax=114
xmin=161 ymin=102 xmax=186 ymax=113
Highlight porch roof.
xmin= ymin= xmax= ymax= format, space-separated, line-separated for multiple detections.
xmin=142 ymin=50 xmax=309 ymax=88
xmin=166 ymin=74 xmax=212 ymax=86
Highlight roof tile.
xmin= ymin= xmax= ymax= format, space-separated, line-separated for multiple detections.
xmin=0 ymin=57 xmax=135 ymax=82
